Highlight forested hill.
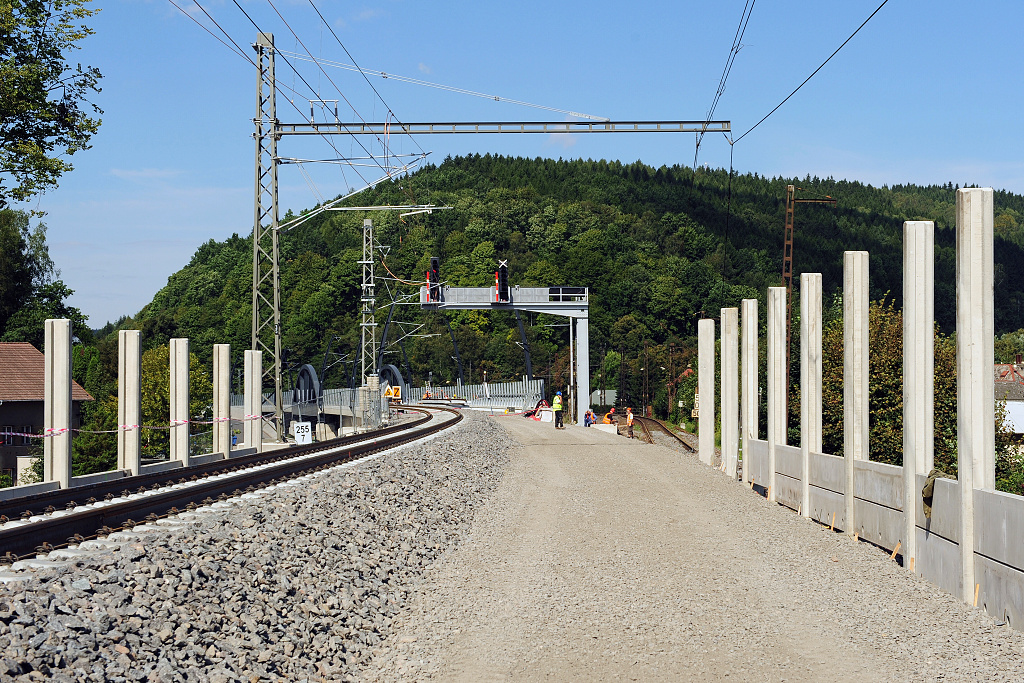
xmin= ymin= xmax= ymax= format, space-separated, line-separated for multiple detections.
xmin=128 ymin=154 xmax=1024 ymax=388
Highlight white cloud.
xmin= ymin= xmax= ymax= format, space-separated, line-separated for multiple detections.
xmin=355 ymin=8 xmax=385 ymax=21
xmin=418 ymin=62 xmax=432 ymax=75
xmin=110 ymin=168 xmax=183 ymax=183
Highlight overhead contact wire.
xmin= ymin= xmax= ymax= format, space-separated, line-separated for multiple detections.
xmin=734 ymin=0 xmax=891 ymax=144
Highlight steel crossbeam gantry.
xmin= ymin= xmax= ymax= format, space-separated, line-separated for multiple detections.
xmin=420 ymin=286 xmax=590 ymax=425
xmin=250 ymin=32 xmax=728 ymax=440
xmin=276 ymin=120 xmax=731 ymax=136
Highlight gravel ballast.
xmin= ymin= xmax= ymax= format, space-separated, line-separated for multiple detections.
xmin=370 ymin=417 xmax=1024 ymax=682
xmin=0 ymin=412 xmax=512 ymax=682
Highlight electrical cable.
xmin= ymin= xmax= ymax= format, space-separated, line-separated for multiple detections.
xmin=229 ymin=0 xmax=381 ymax=190
xmin=264 ymin=0 xmax=397 ymax=170
xmin=278 ymin=49 xmax=610 ymax=124
xmin=168 ymin=0 xmax=255 ymax=66
xmin=695 ymin=0 xmax=756 ymax=167
xmin=734 ymin=0 xmax=891 ymax=145
xmin=305 ymin=0 xmax=430 ymax=152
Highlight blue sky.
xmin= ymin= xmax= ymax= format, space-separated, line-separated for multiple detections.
xmin=17 ymin=0 xmax=1024 ymax=325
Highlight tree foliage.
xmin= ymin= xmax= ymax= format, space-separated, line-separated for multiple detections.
xmin=0 ymin=0 xmax=102 ymax=206
xmin=0 ymin=208 xmax=87 ymax=343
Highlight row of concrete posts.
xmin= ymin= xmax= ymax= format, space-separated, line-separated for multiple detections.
xmin=698 ymin=187 xmax=995 ymax=604
xmin=42 ymin=333 xmax=264 ymax=488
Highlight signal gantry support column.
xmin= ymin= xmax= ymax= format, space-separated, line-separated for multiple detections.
xmin=575 ymin=315 xmax=590 ymax=426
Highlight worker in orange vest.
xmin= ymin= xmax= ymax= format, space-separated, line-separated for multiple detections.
xmin=626 ymin=407 xmax=635 ymax=438
xmin=602 ymin=407 xmax=616 ymax=424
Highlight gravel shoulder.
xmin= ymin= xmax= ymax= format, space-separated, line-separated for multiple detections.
xmin=0 ymin=411 xmax=513 ymax=682
xmin=371 ymin=416 xmax=1024 ymax=682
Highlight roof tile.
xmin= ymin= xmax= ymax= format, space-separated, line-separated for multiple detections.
xmin=0 ymin=342 xmax=93 ymax=402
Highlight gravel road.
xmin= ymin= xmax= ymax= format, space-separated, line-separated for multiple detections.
xmin=0 ymin=412 xmax=512 ymax=682
xmin=370 ymin=416 xmax=1024 ymax=682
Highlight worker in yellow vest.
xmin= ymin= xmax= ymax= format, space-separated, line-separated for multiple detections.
xmin=552 ymin=391 xmax=564 ymax=429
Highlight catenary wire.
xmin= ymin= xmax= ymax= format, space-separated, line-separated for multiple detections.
xmin=264 ymin=0 xmax=397 ymax=171
xmin=278 ymin=49 xmax=610 ymax=124
xmin=695 ymin=0 xmax=756 ymax=167
xmin=734 ymin=0 xmax=891 ymax=144
xmin=229 ymin=0 xmax=384 ymax=189
xmin=173 ymin=0 xmax=372 ymax=190
xmin=305 ymin=0 xmax=430 ymax=153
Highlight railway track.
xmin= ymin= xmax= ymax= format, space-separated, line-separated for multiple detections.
xmin=0 ymin=406 xmax=461 ymax=561
xmin=633 ymin=416 xmax=697 ymax=453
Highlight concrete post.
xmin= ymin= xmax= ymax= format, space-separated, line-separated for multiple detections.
xmin=698 ymin=318 xmax=715 ymax=466
xmin=800 ymin=273 xmax=822 ymax=518
xmin=117 ymin=330 xmax=141 ymax=475
xmin=903 ymin=221 xmax=934 ymax=572
xmin=212 ymin=344 xmax=231 ymax=455
xmin=956 ymin=188 xmax=995 ymax=602
xmin=741 ymin=299 xmax=758 ymax=485
xmin=43 ymin=319 xmax=72 ymax=487
xmin=576 ymin=316 xmax=590 ymax=426
xmin=767 ymin=287 xmax=786 ymax=502
xmin=844 ymin=251 xmax=869 ymax=536
xmin=169 ymin=338 xmax=190 ymax=466
xmin=244 ymin=350 xmax=263 ymax=452
xmin=721 ymin=308 xmax=739 ymax=478
xmin=367 ymin=374 xmax=381 ymax=429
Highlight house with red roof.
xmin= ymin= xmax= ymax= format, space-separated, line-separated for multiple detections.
xmin=0 ymin=342 xmax=93 ymax=485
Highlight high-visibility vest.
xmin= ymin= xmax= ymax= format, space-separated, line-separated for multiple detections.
xmin=552 ymin=396 xmax=563 ymax=411
xmin=626 ymin=412 xmax=634 ymax=426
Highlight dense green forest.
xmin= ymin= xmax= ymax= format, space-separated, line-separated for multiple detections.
xmin=128 ymin=154 xmax=1024 ymax=394
xmin=8 ymin=155 xmax=1024 ymax=487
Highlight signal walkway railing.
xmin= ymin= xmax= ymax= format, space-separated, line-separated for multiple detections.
xmin=406 ymin=379 xmax=545 ymax=412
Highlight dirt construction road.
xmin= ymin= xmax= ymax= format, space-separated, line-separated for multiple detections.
xmin=371 ymin=417 xmax=1024 ymax=682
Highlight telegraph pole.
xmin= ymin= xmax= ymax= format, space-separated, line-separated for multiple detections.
xmin=251 ymin=32 xmax=284 ymax=442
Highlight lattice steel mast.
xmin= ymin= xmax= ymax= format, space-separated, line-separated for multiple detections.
xmin=251 ymin=32 xmax=284 ymax=442
xmin=360 ymin=218 xmax=377 ymax=380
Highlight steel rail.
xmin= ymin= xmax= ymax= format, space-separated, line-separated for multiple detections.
xmin=0 ymin=407 xmax=461 ymax=560
xmin=0 ymin=411 xmax=434 ymax=523
xmin=633 ymin=416 xmax=697 ymax=453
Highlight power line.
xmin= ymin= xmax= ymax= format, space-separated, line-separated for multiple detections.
xmin=228 ymin=0 xmax=381 ymax=190
xmin=170 ymin=0 xmax=368 ymax=171
xmin=695 ymin=0 xmax=757 ymax=167
xmin=303 ymin=0 xmax=430 ymax=154
xmin=734 ymin=0 xmax=891 ymax=145
xmin=264 ymin=0 xmax=403 ymax=173
xmin=278 ymin=49 xmax=610 ymax=124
